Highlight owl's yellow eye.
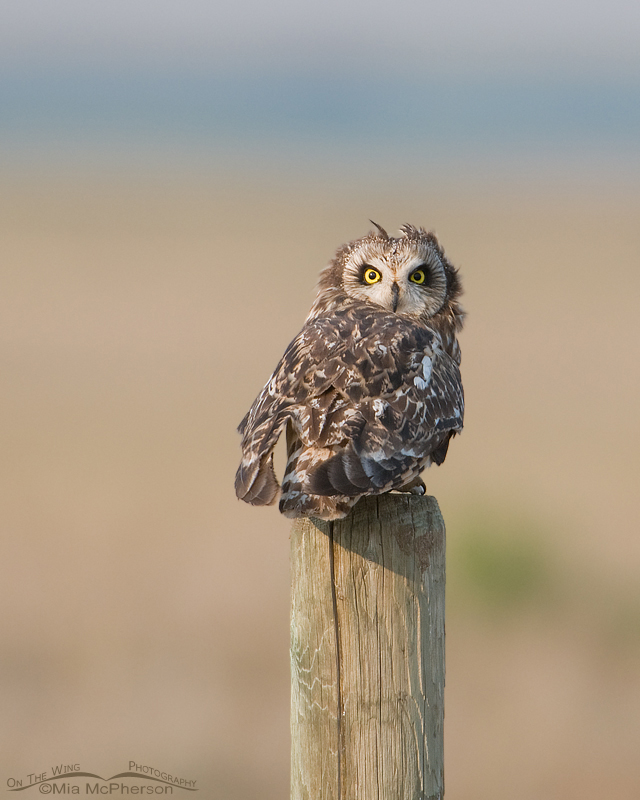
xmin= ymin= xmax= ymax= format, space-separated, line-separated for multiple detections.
xmin=409 ymin=268 xmax=427 ymax=285
xmin=363 ymin=267 xmax=382 ymax=285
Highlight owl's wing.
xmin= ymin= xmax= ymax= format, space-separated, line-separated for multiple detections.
xmin=234 ymin=314 xmax=354 ymax=505
xmin=306 ymin=312 xmax=464 ymax=497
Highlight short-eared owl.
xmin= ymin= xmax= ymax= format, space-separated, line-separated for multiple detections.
xmin=235 ymin=224 xmax=464 ymax=520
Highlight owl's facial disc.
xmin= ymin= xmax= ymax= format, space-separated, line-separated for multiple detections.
xmin=343 ymin=241 xmax=447 ymax=319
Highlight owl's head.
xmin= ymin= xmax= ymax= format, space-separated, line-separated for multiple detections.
xmin=310 ymin=223 xmax=464 ymax=336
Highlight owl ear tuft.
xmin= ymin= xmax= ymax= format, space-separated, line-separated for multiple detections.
xmin=369 ymin=220 xmax=389 ymax=239
xmin=399 ymin=223 xmax=426 ymax=239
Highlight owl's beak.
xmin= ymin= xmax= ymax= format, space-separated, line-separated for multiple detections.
xmin=391 ymin=282 xmax=400 ymax=313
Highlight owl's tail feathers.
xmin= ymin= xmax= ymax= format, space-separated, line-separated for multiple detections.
xmin=235 ymin=452 xmax=280 ymax=506
xmin=306 ymin=447 xmax=371 ymax=497
xmin=279 ymin=491 xmax=355 ymax=520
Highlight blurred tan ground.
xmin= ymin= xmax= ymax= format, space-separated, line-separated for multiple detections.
xmin=1 ymin=172 xmax=639 ymax=797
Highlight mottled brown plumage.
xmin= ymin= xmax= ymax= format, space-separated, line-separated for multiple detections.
xmin=235 ymin=224 xmax=465 ymax=519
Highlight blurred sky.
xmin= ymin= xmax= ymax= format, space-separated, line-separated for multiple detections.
xmin=2 ymin=0 xmax=640 ymax=178
xmin=3 ymin=0 xmax=640 ymax=72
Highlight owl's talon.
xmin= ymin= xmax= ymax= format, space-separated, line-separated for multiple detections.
xmin=391 ymin=477 xmax=426 ymax=495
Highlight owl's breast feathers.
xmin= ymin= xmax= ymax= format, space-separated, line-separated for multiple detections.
xmin=235 ymin=303 xmax=463 ymax=512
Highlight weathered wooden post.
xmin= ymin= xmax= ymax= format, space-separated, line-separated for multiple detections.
xmin=290 ymin=493 xmax=446 ymax=800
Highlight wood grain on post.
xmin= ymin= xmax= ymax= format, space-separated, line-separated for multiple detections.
xmin=290 ymin=494 xmax=446 ymax=800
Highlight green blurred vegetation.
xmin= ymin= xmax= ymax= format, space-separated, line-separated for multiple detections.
xmin=447 ymin=502 xmax=640 ymax=660
xmin=447 ymin=504 xmax=561 ymax=616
